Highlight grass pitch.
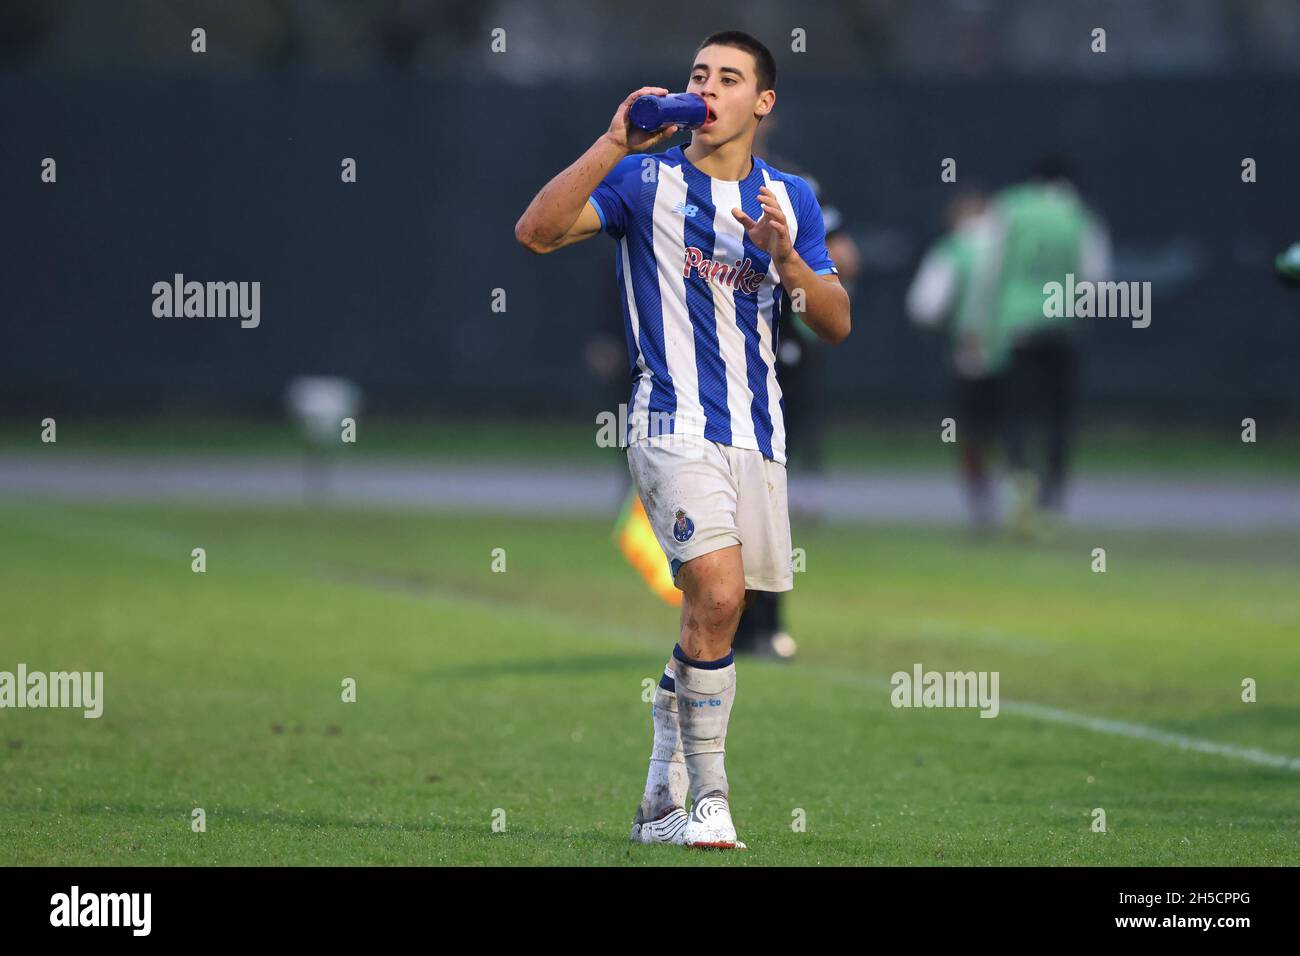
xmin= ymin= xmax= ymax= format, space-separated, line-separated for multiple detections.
xmin=1 ymin=500 xmax=1297 ymax=865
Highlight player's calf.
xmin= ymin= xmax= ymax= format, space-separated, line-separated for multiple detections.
xmin=669 ymin=545 xmax=747 ymax=845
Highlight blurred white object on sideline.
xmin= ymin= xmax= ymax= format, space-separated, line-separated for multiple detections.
xmin=285 ymin=376 xmax=362 ymax=446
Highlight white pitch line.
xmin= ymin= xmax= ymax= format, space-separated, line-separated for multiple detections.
xmin=798 ymin=666 xmax=1300 ymax=772
xmin=1000 ymin=699 xmax=1300 ymax=771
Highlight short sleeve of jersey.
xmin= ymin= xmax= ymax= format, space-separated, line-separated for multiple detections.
xmin=588 ymin=155 xmax=646 ymax=240
xmin=789 ymin=176 xmax=839 ymax=275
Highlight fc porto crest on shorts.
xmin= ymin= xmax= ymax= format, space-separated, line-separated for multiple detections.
xmin=672 ymin=509 xmax=695 ymax=542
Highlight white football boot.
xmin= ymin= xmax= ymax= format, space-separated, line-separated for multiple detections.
xmin=682 ymin=794 xmax=747 ymax=850
xmin=629 ymin=806 xmax=689 ymax=845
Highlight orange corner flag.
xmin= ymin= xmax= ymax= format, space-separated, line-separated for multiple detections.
xmin=613 ymin=489 xmax=682 ymax=607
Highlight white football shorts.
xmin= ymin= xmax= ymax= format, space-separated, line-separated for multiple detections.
xmin=626 ymin=432 xmax=793 ymax=593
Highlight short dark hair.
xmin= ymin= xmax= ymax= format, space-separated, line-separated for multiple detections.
xmin=695 ymin=31 xmax=776 ymax=93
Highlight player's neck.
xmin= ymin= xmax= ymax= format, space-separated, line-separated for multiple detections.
xmin=683 ymin=134 xmax=754 ymax=183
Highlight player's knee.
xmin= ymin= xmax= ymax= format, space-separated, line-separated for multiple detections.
xmin=691 ymin=581 xmax=745 ymax=634
xmin=678 ymin=548 xmax=746 ymax=636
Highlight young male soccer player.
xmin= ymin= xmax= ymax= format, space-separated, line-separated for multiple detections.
xmin=514 ymin=31 xmax=851 ymax=849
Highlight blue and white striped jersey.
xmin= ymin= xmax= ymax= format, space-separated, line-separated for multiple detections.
xmin=588 ymin=144 xmax=837 ymax=465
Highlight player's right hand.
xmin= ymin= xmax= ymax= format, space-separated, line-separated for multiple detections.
xmin=605 ymin=86 xmax=679 ymax=153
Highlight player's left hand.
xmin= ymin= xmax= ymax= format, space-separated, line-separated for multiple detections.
xmin=732 ymin=186 xmax=794 ymax=265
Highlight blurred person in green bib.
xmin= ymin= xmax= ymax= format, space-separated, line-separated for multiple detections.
xmin=981 ymin=157 xmax=1112 ymax=538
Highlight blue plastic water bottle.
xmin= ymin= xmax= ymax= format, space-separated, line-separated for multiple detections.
xmin=629 ymin=92 xmax=708 ymax=132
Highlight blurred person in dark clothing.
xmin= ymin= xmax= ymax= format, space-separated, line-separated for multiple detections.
xmin=907 ymin=189 xmax=1004 ymax=532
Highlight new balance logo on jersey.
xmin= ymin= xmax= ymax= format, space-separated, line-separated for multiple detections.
xmin=682 ymin=247 xmax=766 ymax=294
xmin=672 ymin=201 xmax=700 ymax=218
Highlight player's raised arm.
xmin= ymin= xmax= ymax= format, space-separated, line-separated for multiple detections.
xmin=514 ymin=86 xmax=681 ymax=254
